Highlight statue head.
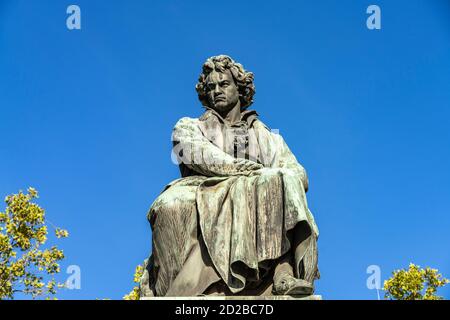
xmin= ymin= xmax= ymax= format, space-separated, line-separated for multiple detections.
xmin=196 ymin=55 xmax=255 ymax=115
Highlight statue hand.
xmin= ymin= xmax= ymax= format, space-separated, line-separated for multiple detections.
xmin=235 ymin=159 xmax=264 ymax=173
xmin=247 ymin=167 xmax=271 ymax=177
xmin=247 ymin=167 xmax=296 ymax=178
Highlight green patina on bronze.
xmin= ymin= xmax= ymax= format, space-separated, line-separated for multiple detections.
xmin=140 ymin=55 xmax=320 ymax=297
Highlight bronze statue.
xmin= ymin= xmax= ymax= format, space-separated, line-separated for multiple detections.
xmin=140 ymin=55 xmax=319 ymax=297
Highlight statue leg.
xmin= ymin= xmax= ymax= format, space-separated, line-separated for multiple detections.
xmin=143 ymin=183 xmax=223 ymax=297
xmin=145 ymin=184 xmax=199 ymax=296
xmin=272 ymin=221 xmax=317 ymax=295
xmin=293 ymin=221 xmax=319 ymax=283
xmin=165 ymin=235 xmax=221 ymax=296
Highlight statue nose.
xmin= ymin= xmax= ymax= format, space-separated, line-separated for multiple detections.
xmin=213 ymin=85 xmax=223 ymax=94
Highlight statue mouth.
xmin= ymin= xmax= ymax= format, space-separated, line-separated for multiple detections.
xmin=214 ymin=97 xmax=226 ymax=103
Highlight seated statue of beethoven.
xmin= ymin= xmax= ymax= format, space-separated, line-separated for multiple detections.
xmin=140 ymin=55 xmax=319 ymax=297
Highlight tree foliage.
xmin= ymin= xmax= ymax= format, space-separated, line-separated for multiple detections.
xmin=384 ymin=263 xmax=449 ymax=300
xmin=0 ymin=188 xmax=68 ymax=299
xmin=123 ymin=264 xmax=144 ymax=300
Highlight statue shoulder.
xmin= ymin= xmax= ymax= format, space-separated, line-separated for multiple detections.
xmin=253 ymin=119 xmax=289 ymax=147
xmin=173 ymin=116 xmax=200 ymax=130
xmin=253 ymin=119 xmax=284 ymax=141
xmin=253 ymin=119 xmax=271 ymax=132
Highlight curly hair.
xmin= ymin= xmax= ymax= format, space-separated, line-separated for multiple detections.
xmin=195 ymin=55 xmax=255 ymax=110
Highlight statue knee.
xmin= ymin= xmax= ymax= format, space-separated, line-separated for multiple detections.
xmin=147 ymin=186 xmax=197 ymax=226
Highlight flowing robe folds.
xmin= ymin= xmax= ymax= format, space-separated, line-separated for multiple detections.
xmin=141 ymin=110 xmax=319 ymax=297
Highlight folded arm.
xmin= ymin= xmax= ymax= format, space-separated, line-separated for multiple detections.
xmin=172 ymin=117 xmax=263 ymax=177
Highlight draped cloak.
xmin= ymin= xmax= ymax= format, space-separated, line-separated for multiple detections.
xmin=140 ymin=109 xmax=319 ymax=297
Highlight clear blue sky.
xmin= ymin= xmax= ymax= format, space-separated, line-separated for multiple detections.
xmin=1 ymin=0 xmax=449 ymax=300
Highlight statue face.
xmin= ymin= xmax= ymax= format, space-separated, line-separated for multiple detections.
xmin=205 ymin=70 xmax=240 ymax=115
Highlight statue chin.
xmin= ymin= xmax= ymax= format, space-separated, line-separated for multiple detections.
xmin=210 ymin=103 xmax=233 ymax=115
